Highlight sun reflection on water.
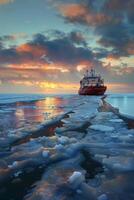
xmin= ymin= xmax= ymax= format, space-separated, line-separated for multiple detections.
xmin=0 ymin=96 xmax=66 ymax=136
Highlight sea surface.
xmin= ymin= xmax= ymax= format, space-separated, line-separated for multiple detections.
xmin=106 ymin=93 xmax=134 ymax=118
xmin=0 ymin=93 xmax=134 ymax=139
xmin=0 ymin=94 xmax=73 ymax=138
xmin=0 ymin=93 xmax=134 ymax=200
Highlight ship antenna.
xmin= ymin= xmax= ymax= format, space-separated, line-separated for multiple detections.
xmin=86 ymin=69 xmax=89 ymax=76
xmin=90 ymin=66 xmax=94 ymax=76
xmin=84 ymin=67 xmax=89 ymax=77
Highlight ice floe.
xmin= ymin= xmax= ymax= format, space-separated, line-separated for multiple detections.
xmin=8 ymin=161 xmax=19 ymax=168
xmin=90 ymin=124 xmax=115 ymax=132
xmin=109 ymin=119 xmax=123 ymax=123
xmin=54 ymin=144 xmax=64 ymax=151
xmin=69 ymin=171 xmax=85 ymax=189
xmin=58 ymin=136 xmax=69 ymax=145
xmin=42 ymin=150 xmax=50 ymax=158
xmin=0 ymin=94 xmax=134 ymax=200
xmin=97 ymin=194 xmax=108 ymax=200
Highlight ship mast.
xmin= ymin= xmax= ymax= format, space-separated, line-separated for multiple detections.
xmin=84 ymin=69 xmax=89 ymax=77
xmin=86 ymin=69 xmax=89 ymax=77
xmin=84 ymin=67 xmax=96 ymax=77
xmin=90 ymin=67 xmax=95 ymax=77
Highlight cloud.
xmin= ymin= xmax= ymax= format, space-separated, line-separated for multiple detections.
xmin=0 ymin=31 xmax=100 ymax=85
xmin=0 ymin=0 xmax=134 ymax=92
xmin=104 ymin=0 xmax=134 ymax=23
xmin=0 ymin=31 xmax=95 ymax=69
xmin=97 ymin=22 xmax=134 ymax=57
xmin=55 ymin=0 xmax=134 ymax=58
xmin=0 ymin=33 xmax=28 ymax=42
xmin=0 ymin=29 xmax=134 ymax=87
xmin=0 ymin=0 xmax=14 ymax=5
xmin=69 ymin=31 xmax=87 ymax=46
xmin=58 ymin=3 xmax=117 ymax=27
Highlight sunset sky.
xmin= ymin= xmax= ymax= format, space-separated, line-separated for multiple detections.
xmin=0 ymin=0 xmax=134 ymax=93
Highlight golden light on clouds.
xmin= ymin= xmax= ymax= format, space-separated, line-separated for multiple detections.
xmin=10 ymin=80 xmax=79 ymax=93
xmin=101 ymin=55 xmax=134 ymax=75
xmin=39 ymin=82 xmax=57 ymax=89
xmin=102 ymin=57 xmax=121 ymax=67
xmin=45 ymin=66 xmax=69 ymax=73
xmin=39 ymin=82 xmax=78 ymax=91
xmin=59 ymin=4 xmax=86 ymax=18
xmin=77 ymin=65 xmax=87 ymax=72
xmin=102 ymin=55 xmax=134 ymax=68
xmin=8 ymin=64 xmax=42 ymax=69
xmin=1 ymin=78 xmax=134 ymax=94
xmin=8 ymin=64 xmax=70 ymax=73
xmin=16 ymin=44 xmax=46 ymax=57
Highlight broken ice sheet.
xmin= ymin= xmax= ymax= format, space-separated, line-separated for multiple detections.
xmin=0 ymin=95 xmax=134 ymax=200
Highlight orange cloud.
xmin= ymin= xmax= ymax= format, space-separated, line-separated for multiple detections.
xmin=77 ymin=65 xmax=87 ymax=72
xmin=59 ymin=4 xmax=86 ymax=18
xmin=45 ymin=65 xmax=69 ymax=73
xmin=0 ymin=0 xmax=14 ymax=5
xmin=8 ymin=64 xmax=43 ymax=69
xmin=8 ymin=63 xmax=70 ymax=74
xmin=76 ymin=61 xmax=94 ymax=72
xmin=126 ymin=41 xmax=134 ymax=55
xmin=16 ymin=44 xmax=46 ymax=57
xmin=58 ymin=3 xmax=117 ymax=26
xmin=107 ymin=54 xmax=121 ymax=61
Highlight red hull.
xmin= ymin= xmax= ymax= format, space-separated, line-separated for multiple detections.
xmin=79 ymin=86 xmax=107 ymax=95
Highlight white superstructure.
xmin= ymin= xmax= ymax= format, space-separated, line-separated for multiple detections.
xmin=80 ymin=68 xmax=104 ymax=88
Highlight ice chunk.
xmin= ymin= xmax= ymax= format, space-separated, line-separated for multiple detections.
xmin=14 ymin=171 xmax=22 ymax=177
xmin=92 ymin=112 xmax=114 ymax=122
xmin=103 ymin=157 xmax=134 ymax=172
xmin=69 ymin=138 xmax=78 ymax=143
xmin=54 ymin=144 xmax=64 ymax=151
xmin=76 ymin=189 xmax=82 ymax=194
xmin=90 ymin=124 xmax=115 ymax=132
xmin=42 ymin=150 xmax=50 ymax=158
xmin=109 ymin=119 xmax=123 ymax=123
xmin=61 ymin=119 xmax=71 ymax=124
xmin=58 ymin=136 xmax=69 ymax=145
xmin=68 ymin=171 xmax=85 ymax=189
xmin=8 ymin=161 xmax=19 ymax=168
xmin=97 ymin=194 xmax=108 ymax=200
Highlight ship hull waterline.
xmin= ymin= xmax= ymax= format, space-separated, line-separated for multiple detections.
xmin=78 ymin=86 xmax=107 ymax=96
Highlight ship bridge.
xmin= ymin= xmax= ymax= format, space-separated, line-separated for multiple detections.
xmin=80 ymin=68 xmax=104 ymax=88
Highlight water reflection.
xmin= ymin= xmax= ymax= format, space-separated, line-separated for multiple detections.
xmin=35 ymin=97 xmax=65 ymax=120
xmin=0 ymin=96 xmax=66 ymax=138
xmin=107 ymin=95 xmax=134 ymax=117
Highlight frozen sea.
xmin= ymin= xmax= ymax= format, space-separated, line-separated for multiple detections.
xmin=0 ymin=93 xmax=133 ymax=138
xmin=0 ymin=94 xmax=134 ymax=200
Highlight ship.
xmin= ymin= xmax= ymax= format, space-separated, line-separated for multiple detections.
xmin=78 ymin=68 xmax=107 ymax=95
